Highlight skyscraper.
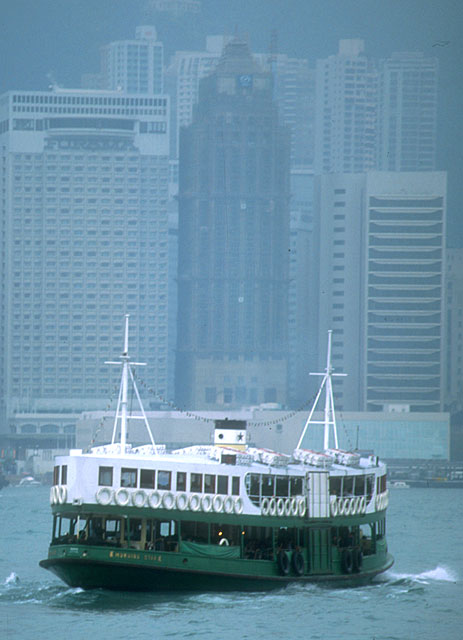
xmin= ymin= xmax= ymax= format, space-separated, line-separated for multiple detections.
xmin=0 ymin=89 xmax=170 ymax=435
xmin=176 ymin=40 xmax=290 ymax=409
xmin=314 ymin=40 xmax=377 ymax=175
xmin=377 ymin=52 xmax=438 ymax=171
xmin=317 ymin=171 xmax=446 ymax=412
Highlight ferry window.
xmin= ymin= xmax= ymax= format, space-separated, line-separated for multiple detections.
xmin=217 ymin=475 xmax=228 ymax=495
xmin=204 ymin=474 xmax=216 ymax=494
xmin=190 ymin=473 xmax=203 ymax=493
xmin=343 ymin=476 xmax=354 ymax=497
xmin=104 ymin=518 xmax=121 ymax=543
xmin=276 ymin=476 xmax=289 ymax=497
xmin=176 ymin=471 xmax=186 ymax=491
xmin=98 ymin=466 xmax=113 ymax=486
xmin=290 ymin=477 xmax=303 ymax=496
xmin=140 ymin=469 xmax=155 ymax=489
xmin=128 ymin=518 xmax=142 ymax=542
xmin=248 ymin=474 xmax=260 ymax=499
xmin=53 ymin=465 xmax=59 ymax=486
xmin=232 ymin=476 xmax=240 ymax=495
xmin=262 ymin=475 xmax=274 ymax=497
xmin=354 ymin=476 xmax=365 ymax=496
xmin=61 ymin=465 xmax=67 ymax=485
xmin=121 ymin=468 xmax=137 ymax=488
xmin=157 ymin=470 xmax=171 ymax=490
xmin=366 ymin=475 xmax=374 ymax=499
xmin=329 ymin=477 xmax=342 ymax=497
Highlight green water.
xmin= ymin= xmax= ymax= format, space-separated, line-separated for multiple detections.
xmin=1 ymin=486 xmax=461 ymax=639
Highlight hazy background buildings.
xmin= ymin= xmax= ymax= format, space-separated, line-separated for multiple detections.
xmin=0 ymin=0 xmax=462 ymax=468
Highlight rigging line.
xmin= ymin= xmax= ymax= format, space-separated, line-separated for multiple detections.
xmin=338 ymin=412 xmax=354 ymax=451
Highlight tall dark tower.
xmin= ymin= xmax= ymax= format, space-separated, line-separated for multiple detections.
xmin=176 ymin=39 xmax=290 ymax=409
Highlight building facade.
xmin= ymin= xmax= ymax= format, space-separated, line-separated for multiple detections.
xmin=0 ymin=89 xmax=170 ymax=438
xmin=317 ymin=171 xmax=446 ymax=412
xmin=445 ymin=248 xmax=463 ymax=410
xmin=176 ymin=40 xmax=290 ymax=409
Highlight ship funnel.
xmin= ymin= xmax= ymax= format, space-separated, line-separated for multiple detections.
xmin=214 ymin=419 xmax=247 ymax=451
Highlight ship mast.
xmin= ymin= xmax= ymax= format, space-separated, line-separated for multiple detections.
xmin=296 ymin=330 xmax=347 ymax=451
xmin=106 ymin=315 xmax=157 ymax=452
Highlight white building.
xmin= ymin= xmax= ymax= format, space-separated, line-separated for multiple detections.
xmin=317 ymin=171 xmax=446 ymax=412
xmin=0 ymin=88 xmax=170 ymax=434
xmin=445 ymin=248 xmax=463 ymax=410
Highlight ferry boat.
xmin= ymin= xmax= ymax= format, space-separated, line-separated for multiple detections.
xmin=40 ymin=319 xmax=393 ymax=591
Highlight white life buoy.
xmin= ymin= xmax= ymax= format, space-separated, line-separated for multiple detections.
xmin=337 ymin=497 xmax=345 ymax=516
xmin=297 ymin=498 xmax=307 ymax=517
xmin=384 ymin=491 xmax=389 ymax=509
xmin=189 ymin=493 xmax=201 ymax=512
xmin=96 ymin=487 xmax=113 ymax=506
xmin=284 ymin=498 xmax=292 ymax=517
xmin=234 ymin=497 xmax=244 ymax=514
xmin=212 ymin=494 xmax=223 ymax=513
xmin=49 ymin=486 xmax=56 ymax=505
xmin=132 ymin=490 xmax=146 ymax=508
xmin=330 ymin=497 xmax=338 ymax=517
xmin=149 ymin=490 xmax=162 ymax=509
xmin=201 ymin=494 xmax=213 ymax=512
xmin=115 ymin=488 xmax=130 ymax=507
xmin=290 ymin=497 xmax=299 ymax=516
xmin=58 ymin=485 xmax=67 ymax=504
xmin=261 ymin=497 xmax=270 ymax=515
xmin=349 ymin=497 xmax=357 ymax=516
xmin=268 ymin=498 xmax=277 ymax=516
xmin=177 ymin=493 xmax=189 ymax=511
xmin=359 ymin=495 xmax=366 ymax=514
xmin=277 ymin=498 xmax=286 ymax=517
xmin=223 ymin=496 xmax=234 ymax=514
xmin=162 ymin=492 xmax=175 ymax=510
xmin=219 ymin=537 xmax=229 ymax=546
xmin=343 ymin=497 xmax=352 ymax=516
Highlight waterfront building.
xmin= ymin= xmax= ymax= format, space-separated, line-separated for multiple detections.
xmin=444 ymin=248 xmax=463 ymax=410
xmin=317 ymin=171 xmax=446 ymax=412
xmin=0 ymin=88 xmax=170 ymax=438
xmin=176 ymin=39 xmax=290 ymax=409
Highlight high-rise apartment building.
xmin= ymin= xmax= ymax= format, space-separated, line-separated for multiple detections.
xmin=377 ymin=52 xmax=438 ymax=171
xmin=83 ymin=26 xmax=164 ymax=95
xmin=176 ymin=40 xmax=290 ymax=409
xmin=317 ymin=171 xmax=446 ymax=412
xmin=0 ymin=89 xmax=170 ymax=432
xmin=314 ymin=39 xmax=377 ymax=175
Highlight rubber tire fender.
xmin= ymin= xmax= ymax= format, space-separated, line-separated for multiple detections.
xmin=277 ymin=550 xmax=290 ymax=576
xmin=341 ymin=548 xmax=353 ymax=574
xmin=291 ymin=550 xmax=305 ymax=576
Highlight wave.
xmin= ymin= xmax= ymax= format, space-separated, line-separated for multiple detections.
xmin=386 ymin=565 xmax=458 ymax=585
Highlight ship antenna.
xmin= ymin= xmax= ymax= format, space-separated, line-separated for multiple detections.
xmin=296 ymin=330 xmax=347 ymax=451
xmin=105 ymin=315 xmax=158 ymax=452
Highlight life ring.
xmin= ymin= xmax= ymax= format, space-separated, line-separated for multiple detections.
xmin=148 ymin=490 xmax=162 ymax=509
xmin=201 ymin=494 xmax=213 ymax=512
xmin=384 ymin=491 xmax=389 ymax=509
xmin=291 ymin=551 xmax=304 ymax=576
xmin=352 ymin=547 xmax=363 ymax=573
xmin=277 ymin=498 xmax=286 ymax=517
xmin=290 ymin=497 xmax=299 ymax=516
xmin=58 ymin=485 xmax=67 ymax=504
xmin=132 ymin=490 xmax=146 ymax=508
xmin=343 ymin=497 xmax=352 ymax=516
xmin=341 ymin=548 xmax=353 ymax=574
xmin=115 ymin=488 xmax=130 ymax=507
xmin=176 ymin=493 xmax=189 ymax=511
xmin=261 ymin=497 xmax=270 ymax=515
xmin=277 ymin=550 xmax=290 ymax=576
xmin=337 ymin=497 xmax=345 ymax=516
xmin=330 ymin=497 xmax=338 ymax=517
xmin=223 ymin=496 xmax=235 ymax=514
xmin=297 ymin=498 xmax=307 ymax=517
xmin=268 ymin=498 xmax=277 ymax=516
xmin=219 ymin=537 xmax=229 ymax=546
xmin=350 ymin=497 xmax=357 ymax=516
xmin=96 ymin=487 xmax=113 ymax=506
xmin=162 ymin=492 xmax=175 ymax=510
xmin=234 ymin=497 xmax=244 ymax=514
xmin=359 ymin=496 xmax=366 ymax=514
xmin=50 ymin=486 xmax=56 ymax=505
xmin=212 ymin=495 xmax=223 ymax=513
xmin=284 ymin=498 xmax=292 ymax=517
xmin=189 ymin=494 xmax=201 ymax=512
xmin=375 ymin=494 xmax=381 ymax=511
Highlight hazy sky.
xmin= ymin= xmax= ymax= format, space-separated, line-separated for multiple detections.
xmin=2 ymin=0 xmax=462 ymax=243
